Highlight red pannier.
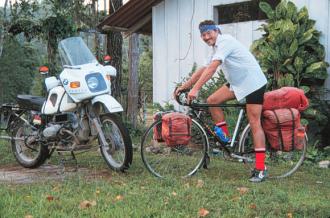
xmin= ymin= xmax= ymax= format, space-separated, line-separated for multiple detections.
xmin=263 ymin=87 xmax=309 ymax=112
xmin=161 ymin=112 xmax=192 ymax=147
xmin=153 ymin=112 xmax=166 ymax=142
xmin=262 ymin=108 xmax=305 ymax=151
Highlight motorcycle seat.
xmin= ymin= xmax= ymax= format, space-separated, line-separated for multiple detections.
xmin=16 ymin=95 xmax=45 ymax=111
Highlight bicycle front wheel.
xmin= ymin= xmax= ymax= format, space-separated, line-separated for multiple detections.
xmin=238 ymin=124 xmax=307 ymax=179
xmin=141 ymin=118 xmax=209 ymax=178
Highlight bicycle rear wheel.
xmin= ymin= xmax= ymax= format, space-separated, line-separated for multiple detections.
xmin=238 ymin=124 xmax=307 ymax=179
xmin=141 ymin=118 xmax=209 ymax=178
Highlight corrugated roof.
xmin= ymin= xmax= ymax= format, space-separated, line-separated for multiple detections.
xmin=98 ymin=0 xmax=163 ymax=34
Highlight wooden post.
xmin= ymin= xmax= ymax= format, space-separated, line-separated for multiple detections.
xmin=127 ymin=33 xmax=140 ymax=128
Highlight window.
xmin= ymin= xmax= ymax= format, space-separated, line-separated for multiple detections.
xmin=216 ymin=0 xmax=280 ymax=24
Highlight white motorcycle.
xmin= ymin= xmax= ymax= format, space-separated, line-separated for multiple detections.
xmin=2 ymin=37 xmax=132 ymax=171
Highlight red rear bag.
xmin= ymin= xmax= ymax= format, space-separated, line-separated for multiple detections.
xmin=161 ymin=112 xmax=192 ymax=147
xmin=262 ymin=108 xmax=305 ymax=151
xmin=263 ymin=87 xmax=309 ymax=112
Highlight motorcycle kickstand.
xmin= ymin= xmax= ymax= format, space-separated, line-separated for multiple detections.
xmin=57 ymin=151 xmax=78 ymax=174
xmin=70 ymin=151 xmax=78 ymax=172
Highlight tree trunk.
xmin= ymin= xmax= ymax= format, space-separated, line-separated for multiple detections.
xmin=107 ymin=0 xmax=123 ymax=99
xmin=0 ymin=0 xmax=9 ymax=58
xmin=47 ymin=31 xmax=57 ymax=77
xmin=92 ymin=0 xmax=100 ymax=60
xmin=127 ymin=33 xmax=140 ymax=128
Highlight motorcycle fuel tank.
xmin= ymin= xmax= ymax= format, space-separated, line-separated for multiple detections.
xmin=42 ymin=86 xmax=77 ymax=115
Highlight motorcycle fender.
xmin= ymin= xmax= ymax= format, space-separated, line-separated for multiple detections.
xmin=92 ymin=94 xmax=123 ymax=113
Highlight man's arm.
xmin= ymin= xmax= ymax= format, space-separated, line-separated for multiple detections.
xmin=180 ymin=67 xmax=206 ymax=90
xmin=193 ymin=60 xmax=221 ymax=90
xmin=187 ymin=60 xmax=221 ymax=102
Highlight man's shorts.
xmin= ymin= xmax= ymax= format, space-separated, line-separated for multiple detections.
xmin=225 ymin=83 xmax=266 ymax=104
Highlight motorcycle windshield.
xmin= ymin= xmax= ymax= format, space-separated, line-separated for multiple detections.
xmin=58 ymin=37 xmax=98 ymax=66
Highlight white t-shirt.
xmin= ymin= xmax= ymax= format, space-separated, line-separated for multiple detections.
xmin=204 ymin=34 xmax=267 ymax=101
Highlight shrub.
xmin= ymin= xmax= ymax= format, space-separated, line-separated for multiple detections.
xmin=251 ymin=0 xmax=330 ymax=145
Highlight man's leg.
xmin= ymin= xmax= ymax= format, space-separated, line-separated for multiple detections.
xmin=207 ymin=84 xmax=235 ymax=139
xmin=245 ymin=85 xmax=267 ymax=182
xmin=207 ymin=84 xmax=235 ymax=123
xmin=246 ymin=104 xmax=266 ymax=151
xmin=246 ymin=104 xmax=267 ymax=182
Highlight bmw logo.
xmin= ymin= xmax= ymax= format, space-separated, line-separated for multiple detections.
xmin=63 ymin=79 xmax=69 ymax=85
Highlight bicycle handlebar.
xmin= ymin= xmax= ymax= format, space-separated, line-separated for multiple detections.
xmin=174 ymin=87 xmax=191 ymax=106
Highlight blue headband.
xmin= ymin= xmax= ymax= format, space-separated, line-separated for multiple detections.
xmin=199 ymin=25 xmax=219 ymax=34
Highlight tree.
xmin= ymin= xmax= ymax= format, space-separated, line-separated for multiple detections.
xmin=107 ymin=0 xmax=123 ymax=99
xmin=40 ymin=0 xmax=77 ymax=74
xmin=0 ymin=37 xmax=39 ymax=103
xmin=0 ymin=0 xmax=9 ymax=58
xmin=8 ymin=0 xmax=78 ymax=75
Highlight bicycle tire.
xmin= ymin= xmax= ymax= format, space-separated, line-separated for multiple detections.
xmin=141 ymin=118 xmax=209 ymax=178
xmin=238 ymin=124 xmax=307 ymax=179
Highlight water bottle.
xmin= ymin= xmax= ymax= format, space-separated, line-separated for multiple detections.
xmin=296 ymin=127 xmax=305 ymax=149
xmin=214 ymin=126 xmax=230 ymax=143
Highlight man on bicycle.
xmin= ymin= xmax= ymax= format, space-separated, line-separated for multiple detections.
xmin=174 ymin=20 xmax=268 ymax=182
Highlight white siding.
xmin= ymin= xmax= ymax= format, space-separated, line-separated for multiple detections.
xmin=153 ymin=2 xmax=168 ymax=103
xmin=153 ymin=0 xmax=330 ymax=104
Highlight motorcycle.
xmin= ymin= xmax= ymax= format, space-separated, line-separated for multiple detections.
xmin=0 ymin=37 xmax=132 ymax=171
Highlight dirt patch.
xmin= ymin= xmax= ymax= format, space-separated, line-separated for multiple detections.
xmin=0 ymin=164 xmax=112 ymax=184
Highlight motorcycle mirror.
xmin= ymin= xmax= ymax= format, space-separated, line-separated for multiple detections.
xmin=39 ymin=66 xmax=49 ymax=75
xmin=103 ymin=55 xmax=111 ymax=64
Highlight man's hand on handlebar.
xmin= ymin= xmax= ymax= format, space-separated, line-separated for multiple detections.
xmin=174 ymin=86 xmax=190 ymax=105
xmin=187 ymin=88 xmax=198 ymax=104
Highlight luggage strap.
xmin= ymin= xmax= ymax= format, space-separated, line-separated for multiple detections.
xmin=272 ymin=108 xmax=295 ymax=151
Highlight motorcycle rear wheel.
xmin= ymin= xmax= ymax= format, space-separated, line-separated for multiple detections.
xmin=99 ymin=114 xmax=133 ymax=172
xmin=11 ymin=119 xmax=49 ymax=168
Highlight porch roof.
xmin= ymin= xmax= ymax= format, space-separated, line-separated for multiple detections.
xmin=97 ymin=0 xmax=163 ymax=35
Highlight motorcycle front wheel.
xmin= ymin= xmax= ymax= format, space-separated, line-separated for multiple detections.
xmin=11 ymin=118 xmax=49 ymax=168
xmin=99 ymin=114 xmax=133 ymax=172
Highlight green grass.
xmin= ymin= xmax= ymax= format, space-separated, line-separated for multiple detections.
xmin=0 ymin=139 xmax=329 ymax=218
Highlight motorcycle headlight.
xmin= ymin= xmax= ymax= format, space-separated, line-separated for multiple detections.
xmin=87 ymin=77 xmax=99 ymax=89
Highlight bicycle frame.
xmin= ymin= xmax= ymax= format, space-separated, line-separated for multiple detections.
xmin=187 ymin=102 xmax=253 ymax=162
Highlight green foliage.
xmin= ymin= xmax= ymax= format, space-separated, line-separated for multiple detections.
xmin=138 ymin=36 xmax=153 ymax=102
xmin=305 ymin=141 xmax=330 ymax=164
xmin=252 ymin=0 xmax=330 ymax=145
xmin=8 ymin=0 xmax=92 ymax=74
xmin=0 ymin=37 xmax=40 ymax=103
xmin=252 ymin=0 xmax=329 ymax=89
xmin=153 ymin=102 xmax=174 ymax=112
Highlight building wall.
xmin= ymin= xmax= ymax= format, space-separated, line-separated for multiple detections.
xmin=152 ymin=0 xmax=330 ymax=105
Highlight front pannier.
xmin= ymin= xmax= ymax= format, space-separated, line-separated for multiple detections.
xmin=161 ymin=112 xmax=192 ymax=147
xmin=262 ymin=108 xmax=305 ymax=151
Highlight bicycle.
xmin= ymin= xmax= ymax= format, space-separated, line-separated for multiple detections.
xmin=140 ymin=90 xmax=307 ymax=179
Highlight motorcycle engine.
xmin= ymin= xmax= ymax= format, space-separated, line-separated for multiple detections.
xmin=43 ymin=124 xmax=62 ymax=138
xmin=42 ymin=113 xmax=90 ymax=143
